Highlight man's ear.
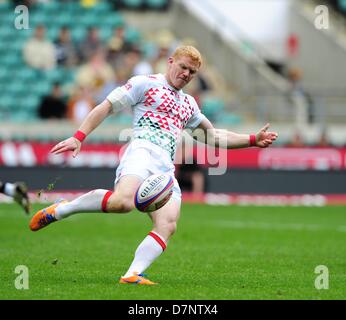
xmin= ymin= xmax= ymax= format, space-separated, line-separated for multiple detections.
xmin=168 ymin=57 xmax=174 ymax=65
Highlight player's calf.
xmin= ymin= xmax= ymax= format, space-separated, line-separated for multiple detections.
xmin=105 ymin=193 xmax=135 ymax=213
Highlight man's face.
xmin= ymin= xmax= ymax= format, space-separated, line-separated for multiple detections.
xmin=166 ymin=56 xmax=200 ymax=90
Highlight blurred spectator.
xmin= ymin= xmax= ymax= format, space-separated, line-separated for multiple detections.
xmin=152 ymin=29 xmax=176 ymax=74
xmin=127 ymin=47 xmax=153 ymax=76
xmin=75 ymin=48 xmax=115 ymax=103
xmin=287 ymin=67 xmax=315 ymax=126
xmin=78 ymin=27 xmax=103 ymax=63
xmin=106 ymin=26 xmax=134 ymax=70
xmin=110 ymin=47 xmax=153 ymax=83
xmin=175 ymin=141 xmax=205 ymax=194
xmin=107 ymin=26 xmax=133 ymax=56
xmin=152 ymin=45 xmax=170 ymax=74
xmin=316 ymin=130 xmax=332 ymax=147
xmin=177 ymin=159 xmax=205 ymax=193
xmin=54 ymin=26 xmax=78 ymax=67
xmin=23 ymin=25 xmax=56 ymax=71
xmin=37 ymin=82 xmax=67 ymax=119
xmin=287 ymin=132 xmax=305 ymax=147
xmin=66 ymin=86 xmax=95 ymax=124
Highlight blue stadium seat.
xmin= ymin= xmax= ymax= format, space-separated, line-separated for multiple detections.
xmin=201 ymin=97 xmax=227 ymax=123
xmin=0 ymin=25 xmax=14 ymax=39
xmin=34 ymin=1 xmax=61 ymax=13
xmin=6 ymin=82 xmax=27 ymax=95
xmin=100 ymin=27 xmax=113 ymax=41
xmin=45 ymin=68 xmax=65 ymax=83
xmin=0 ymin=11 xmax=12 ymax=28
xmin=6 ymin=38 xmax=23 ymax=51
xmin=145 ymin=0 xmax=168 ymax=10
xmin=125 ymin=27 xmax=142 ymax=44
xmin=0 ymin=1 xmax=11 ymax=9
xmin=29 ymin=12 xmax=51 ymax=26
xmin=0 ymin=53 xmax=21 ymax=67
xmin=216 ymin=112 xmax=243 ymax=125
xmin=0 ymin=94 xmax=14 ymax=109
xmin=30 ymin=81 xmax=51 ymax=96
xmin=102 ymin=13 xmax=125 ymax=28
xmin=52 ymin=13 xmax=74 ymax=27
xmin=202 ymin=97 xmax=243 ymax=125
xmin=10 ymin=110 xmax=37 ymax=122
xmin=46 ymin=27 xmax=60 ymax=41
xmin=21 ymin=95 xmax=41 ymax=112
xmin=0 ymin=68 xmax=10 ymax=80
xmin=122 ymin=0 xmax=144 ymax=9
xmin=77 ymin=13 xmax=100 ymax=27
xmin=71 ymin=27 xmax=87 ymax=42
xmin=90 ymin=1 xmax=112 ymax=13
xmin=17 ymin=67 xmax=40 ymax=82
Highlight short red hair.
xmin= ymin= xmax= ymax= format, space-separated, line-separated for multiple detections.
xmin=172 ymin=45 xmax=202 ymax=67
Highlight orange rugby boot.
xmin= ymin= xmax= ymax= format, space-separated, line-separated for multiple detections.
xmin=119 ymin=273 xmax=157 ymax=285
xmin=29 ymin=199 xmax=67 ymax=231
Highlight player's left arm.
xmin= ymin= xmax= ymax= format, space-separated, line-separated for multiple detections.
xmin=194 ymin=117 xmax=278 ymax=149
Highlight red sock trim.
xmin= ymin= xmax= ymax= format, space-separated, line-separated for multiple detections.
xmin=149 ymin=231 xmax=167 ymax=251
xmin=102 ymin=191 xmax=113 ymax=212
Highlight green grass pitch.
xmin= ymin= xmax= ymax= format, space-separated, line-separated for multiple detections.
xmin=0 ymin=203 xmax=345 ymax=300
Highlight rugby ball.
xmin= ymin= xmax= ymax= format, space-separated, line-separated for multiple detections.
xmin=135 ymin=173 xmax=174 ymax=212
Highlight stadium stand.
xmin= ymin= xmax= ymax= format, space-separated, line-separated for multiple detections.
xmin=0 ymin=0 xmax=136 ymax=123
xmin=1 ymin=0 xmax=346 ymax=146
xmin=0 ymin=0 xmax=237 ymax=139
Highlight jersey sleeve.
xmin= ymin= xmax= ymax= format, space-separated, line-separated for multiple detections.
xmin=106 ymin=75 xmax=147 ymax=113
xmin=185 ymin=96 xmax=206 ymax=129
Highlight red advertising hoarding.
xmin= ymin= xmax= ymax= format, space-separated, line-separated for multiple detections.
xmin=1 ymin=141 xmax=346 ymax=170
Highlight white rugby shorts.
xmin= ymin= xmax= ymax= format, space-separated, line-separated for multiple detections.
xmin=114 ymin=139 xmax=181 ymax=203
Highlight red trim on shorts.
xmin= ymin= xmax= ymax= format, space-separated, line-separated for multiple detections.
xmin=149 ymin=231 xmax=166 ymax=251
xmin=102 ymin=191 xmax=113 ymax=212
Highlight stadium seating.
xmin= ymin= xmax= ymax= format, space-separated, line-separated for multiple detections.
xmin=145 ymin=0 xmax=169 ymax=10
xmin=122 ymin=0 xmax=144 ymax=9
xmin=202 ymin=97 xmax=242 ymax=125
xmin=0 ymin=0 xmax=231 ymax=133
xmin=0 ymin=0 xmax=129 ymax=123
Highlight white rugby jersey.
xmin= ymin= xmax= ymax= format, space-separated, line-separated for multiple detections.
xmin=107 ymin=73 xmax=206 ymax=160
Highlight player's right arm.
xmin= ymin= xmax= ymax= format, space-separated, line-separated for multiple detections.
xmin=50 ymin=99 xmax=113 ymax=157
xmin=51 ymin=75 xmax=146 ymax=157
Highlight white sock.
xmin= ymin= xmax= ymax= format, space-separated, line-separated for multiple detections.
xmin=123 ymin=231 xmax=167 ymax=278
xmin=4 ymin=183 xmax=16 ymax=197
xmin=55 ymin=189 xmax=112 ymax=220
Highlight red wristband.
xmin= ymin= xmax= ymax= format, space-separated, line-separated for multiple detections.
xmin=73 ymin=130 xmax=86 ymax=142
xmin=249 ymin=134 xmax=257 ymax=147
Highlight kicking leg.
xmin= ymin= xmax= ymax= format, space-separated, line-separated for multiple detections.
xmin=29 ymin=175 xmax=142 ymax=231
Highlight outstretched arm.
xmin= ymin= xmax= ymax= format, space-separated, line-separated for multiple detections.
xmin=194 ymin=117 xmax=278 ymax=149
xmin=50 ymin=99 xmax=113 ymax=157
